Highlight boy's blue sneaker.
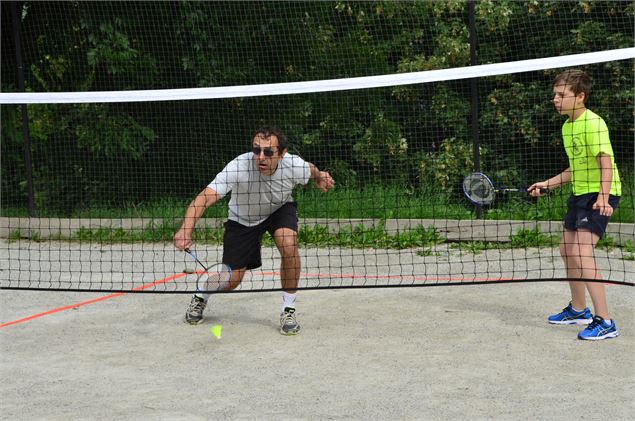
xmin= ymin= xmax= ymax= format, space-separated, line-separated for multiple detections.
xmin=548 ymin=303 xmax=593 ymax=325
xmin=578 ymin=316 xmax=619 ymax=341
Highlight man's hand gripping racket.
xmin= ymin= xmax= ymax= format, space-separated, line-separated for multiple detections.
xmin=184 ymin=248 xmax=232 ymax=293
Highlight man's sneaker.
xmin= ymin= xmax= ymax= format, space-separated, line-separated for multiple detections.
xmin=280 ymin=307 xmax=301 ymax=335
xmin=578 ymin=316 xmax=619 ymax=341
xmin=184 ymin=295 xmax=207 ymax=325
xmin=548 ymin=303 xmax=593 ymax=325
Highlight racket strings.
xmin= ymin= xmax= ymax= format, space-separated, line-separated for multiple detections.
xmin=464 ymin=174 xmax=495 ymax=205
xmin=197 ymin=265 xmax=231 ymax=292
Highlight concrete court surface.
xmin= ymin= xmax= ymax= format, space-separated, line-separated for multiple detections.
xmin=1 ymin=277 xmax=634 ymax=420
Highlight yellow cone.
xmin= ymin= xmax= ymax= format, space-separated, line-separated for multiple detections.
xmin=210 ymin=324 xmax=222 ymax=339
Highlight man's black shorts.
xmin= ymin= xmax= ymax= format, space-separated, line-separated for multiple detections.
xmin=222 ymin=202 xmax=298 ymax=270
xmin=563 ymin=193 xmax=620 ymax=238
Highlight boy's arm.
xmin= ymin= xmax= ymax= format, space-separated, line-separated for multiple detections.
xmin=528 ymin=168 xmax=571 ymax=197
xmin=173 ymin=187 xmax=221 ymax=250
xmin=308 ymin=162 xmax=335 ymax=192
xmin=592 ymin=153 xmax=614 ymax=216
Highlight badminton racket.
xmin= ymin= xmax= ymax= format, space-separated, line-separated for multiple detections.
xmin=184 ymin=248 xmax=232 ymax=292
xmin=462 ymin=172 xmax=547 ymax=206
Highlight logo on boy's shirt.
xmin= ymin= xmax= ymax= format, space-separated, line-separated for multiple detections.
xmin=571 ymin=137 xmax=583 ymax=156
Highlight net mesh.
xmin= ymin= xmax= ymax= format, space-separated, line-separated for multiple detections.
xmin=1 ymin=1 xmax=634 ymax=292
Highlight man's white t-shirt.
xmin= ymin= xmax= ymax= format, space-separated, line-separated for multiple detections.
xmin=208 ymin=152 xmax=311 ymax=226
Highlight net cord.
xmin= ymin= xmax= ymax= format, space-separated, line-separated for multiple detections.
xmin=1 ymin=48 xmax=633 ymax=104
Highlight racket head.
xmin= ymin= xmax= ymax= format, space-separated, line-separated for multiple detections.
xmin=196 ymin=263 xmax=232 ymax=292
xmin=462 ymin=172 xmax=496 ymax=206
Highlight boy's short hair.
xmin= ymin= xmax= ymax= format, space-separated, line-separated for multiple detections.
xmin=553 ymin=69 xmax=592 ymax=99
xmin=253 ymin=126 xmax=287 ymax=154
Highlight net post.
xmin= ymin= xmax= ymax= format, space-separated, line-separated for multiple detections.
xmin=468 ymin=0 xmax=483 ymax=219
xmin=10 ymin=1 xmax=36 ymax=216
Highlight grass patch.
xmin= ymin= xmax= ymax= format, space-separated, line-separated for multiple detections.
xmin=295 ymin=185 xmax=471 ymax=220
xmin=8 ymin=222 xmax=446 ymax=249
xmin=296 ymin=224 xmax=445 ymax=249
xmin=8 ymin=230 xmax=22 ymax=241
xmin=2 ymin=178 xmax=633 ymax=223
xmin=509 ymin=227 xmax=560 ymax=248
xmin=73 ymin=220 xmax=181 ymax=243
xmin=7 ymin=221 xmax=633 ymax=260
xmin=622 ymin=241 xmax=634 ymax=261
xmin=597 ymin=234 xmax=618 ymax=251
xmin=450 ymin=241 xmax=492 ymax=253
xmin=7 ymin=229 xmax=41 ymax=242
xmin=451 ymin=227 xmax=558 ymax=254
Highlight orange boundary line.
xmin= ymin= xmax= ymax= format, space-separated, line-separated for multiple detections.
xmin=0 ymin=271 xmax=491 ymax=329
xmin=1 ymin=272 xmax=621 ymax=329
xmin=0 ymin=272 xmax=186 ymax=329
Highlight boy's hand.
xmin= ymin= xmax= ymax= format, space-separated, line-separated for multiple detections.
xmin=592 ymin=195 xmax=614 ymax=217
xmin=528 ymin=182 xmax=549 ymax=197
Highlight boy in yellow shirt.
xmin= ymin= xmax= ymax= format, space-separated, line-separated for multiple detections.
xmin=529 ymin=69 xmax=621 ymax=340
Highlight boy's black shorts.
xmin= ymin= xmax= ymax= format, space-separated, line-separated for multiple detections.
xmin=222 ymin=202 xmax=298 ymax=270
xmin=563 ymin=193 xmax=620 ymax=238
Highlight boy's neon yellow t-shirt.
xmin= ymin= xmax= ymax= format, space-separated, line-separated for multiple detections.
xmin=562 ymin=109 xmax=621 ymax=196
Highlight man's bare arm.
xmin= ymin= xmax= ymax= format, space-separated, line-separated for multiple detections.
xmin=174 ymin=187 xmax=221 ymax=250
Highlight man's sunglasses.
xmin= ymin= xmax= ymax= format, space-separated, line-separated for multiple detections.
xmin=252 ymin=146 xmax=277 ymax=157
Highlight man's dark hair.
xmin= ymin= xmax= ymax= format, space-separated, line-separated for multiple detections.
xmin=253 ymin=126 xmax=287 ymax=155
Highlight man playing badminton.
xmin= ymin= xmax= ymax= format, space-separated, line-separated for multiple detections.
xmin=528 ymin=69 xmax=621 ymax=340
xmin=173 ymin=126 xmax=334 ymax=335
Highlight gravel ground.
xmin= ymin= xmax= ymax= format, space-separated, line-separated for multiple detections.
xmin=1 ymin=243 xmax=633 ymax=420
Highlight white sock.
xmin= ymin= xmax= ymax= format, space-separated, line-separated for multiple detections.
xmin=282 ymin=292 xmax=296 ymax=311
xmin=195 ymin=292 xmax=210 ymax=301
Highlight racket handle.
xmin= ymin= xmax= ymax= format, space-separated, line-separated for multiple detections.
xmin=184 ymin=248 xmax=208 ymax=271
